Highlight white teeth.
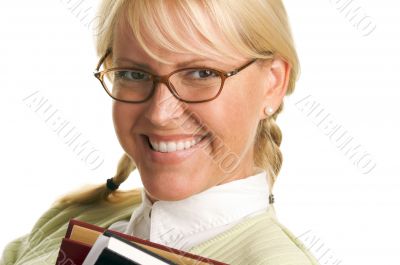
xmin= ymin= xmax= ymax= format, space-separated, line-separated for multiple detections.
xmin=176 ymin=141 xmax=185 ymax=151
xmin=149 ymin=136 xmax=205 ymax=153
xmin=159 ymin=142 xmax=167 ymax=152
xmin=167 ymin=142 xmax=176 ymax=152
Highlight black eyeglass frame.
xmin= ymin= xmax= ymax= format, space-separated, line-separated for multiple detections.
xmin=93 ymin=48 xmax=273 ymax=103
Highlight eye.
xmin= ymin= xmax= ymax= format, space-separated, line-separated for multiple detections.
xmin=187 ymin=69 xmax=218 ymax=79
xmin=115 ymin=70 xmax=151 ymax=81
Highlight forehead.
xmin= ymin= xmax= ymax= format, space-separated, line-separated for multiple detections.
xmin=111 ymin=6 xmax=245 ymax=65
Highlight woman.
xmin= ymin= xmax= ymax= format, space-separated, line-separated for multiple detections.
xmin=1 ymin=0 xmax=319 ymax=264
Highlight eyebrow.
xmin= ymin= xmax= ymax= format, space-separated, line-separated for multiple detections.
xmin=113 ymin=57 xmax=221 ymax=71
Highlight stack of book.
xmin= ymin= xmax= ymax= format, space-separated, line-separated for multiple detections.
xmin=55 ymin=219 xmax=227 ymax=265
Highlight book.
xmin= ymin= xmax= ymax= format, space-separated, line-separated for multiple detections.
xmin=55 ymin=219 xmax=228 ymax=265
xmin=83 ymin=231 xmax=176 ymax=265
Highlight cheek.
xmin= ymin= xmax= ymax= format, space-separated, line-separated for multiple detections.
xmin=196 ymin=84 xmax=260 ymax=152
xmin=112 ymin=103 xmax=127 ymax=135
xmin=223 ymin=105 xmax=256 ymax=146
xmin=112 ymin=102 xmax=140 ymax=142
xmin=220 ymin=81 xmax=261 ymax=125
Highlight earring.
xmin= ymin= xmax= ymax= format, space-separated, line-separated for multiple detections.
xmin=264 ymin=106 xmax=274 ymax=116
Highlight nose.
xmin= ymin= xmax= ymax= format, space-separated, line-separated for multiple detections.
xmin=144 ymin=81 xmax=186 ymax=127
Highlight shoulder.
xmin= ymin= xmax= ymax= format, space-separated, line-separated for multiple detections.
xmin=190 ymin=206 xmax=320 ymax=265
xmin=1 ymin=188 xmax=142 ymax=265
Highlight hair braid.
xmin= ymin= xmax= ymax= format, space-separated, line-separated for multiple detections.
xmin=254 ymin=103 xmax=284 ymax=195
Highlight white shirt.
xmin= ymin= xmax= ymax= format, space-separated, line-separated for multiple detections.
xmin=109 ymin=169 xmax=270 ymax=251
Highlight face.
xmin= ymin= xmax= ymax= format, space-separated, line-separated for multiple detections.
xmin=110 ymin=13 xmax=289 ymax=202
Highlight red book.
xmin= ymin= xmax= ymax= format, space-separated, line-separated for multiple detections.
xmin=55 ymin=219 xmax=228 ymax=265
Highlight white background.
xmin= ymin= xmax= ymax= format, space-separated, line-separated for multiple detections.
xmin=0 ymin=0 xmax=399 ymax=264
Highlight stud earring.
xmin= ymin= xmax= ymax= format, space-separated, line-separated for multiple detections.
xmin=264 ymin=106 xmax=274 ymax=116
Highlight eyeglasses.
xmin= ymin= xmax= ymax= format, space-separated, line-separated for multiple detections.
xmin=94 ymin=48 xmax=273 ymax=103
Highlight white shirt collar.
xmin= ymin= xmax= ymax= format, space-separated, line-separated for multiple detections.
xmin=124 ymin=168 xmax=270 ymax=248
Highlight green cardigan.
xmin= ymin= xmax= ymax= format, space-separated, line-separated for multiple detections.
xmin=0 ymin=188 xmax=319 ymax=265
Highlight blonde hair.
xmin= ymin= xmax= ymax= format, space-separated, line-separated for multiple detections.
xmin=55 ymin=0 xmax=299 ymax=206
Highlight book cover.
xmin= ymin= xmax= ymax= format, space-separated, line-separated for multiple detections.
xmin=55 ymin=219 xmax=228 ymax=265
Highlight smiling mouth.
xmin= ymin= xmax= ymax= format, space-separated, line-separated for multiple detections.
xmin=143 ymin=134 xmax=210 ymax=153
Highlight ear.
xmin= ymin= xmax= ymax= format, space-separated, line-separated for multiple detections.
xmin=260 ymin=56 xmax=291 ymax=118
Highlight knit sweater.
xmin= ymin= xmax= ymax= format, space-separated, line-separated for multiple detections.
xmin=0 ymin=188 xmax=319 ymax=265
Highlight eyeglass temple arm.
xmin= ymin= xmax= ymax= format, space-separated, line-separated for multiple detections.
xmin=95 ymin=48 xmax=112 ymax=72
xmin=225 ymin=51 xmax=273 ymax=77
xmin=225 ymin=59 xmax=257 ymax=77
